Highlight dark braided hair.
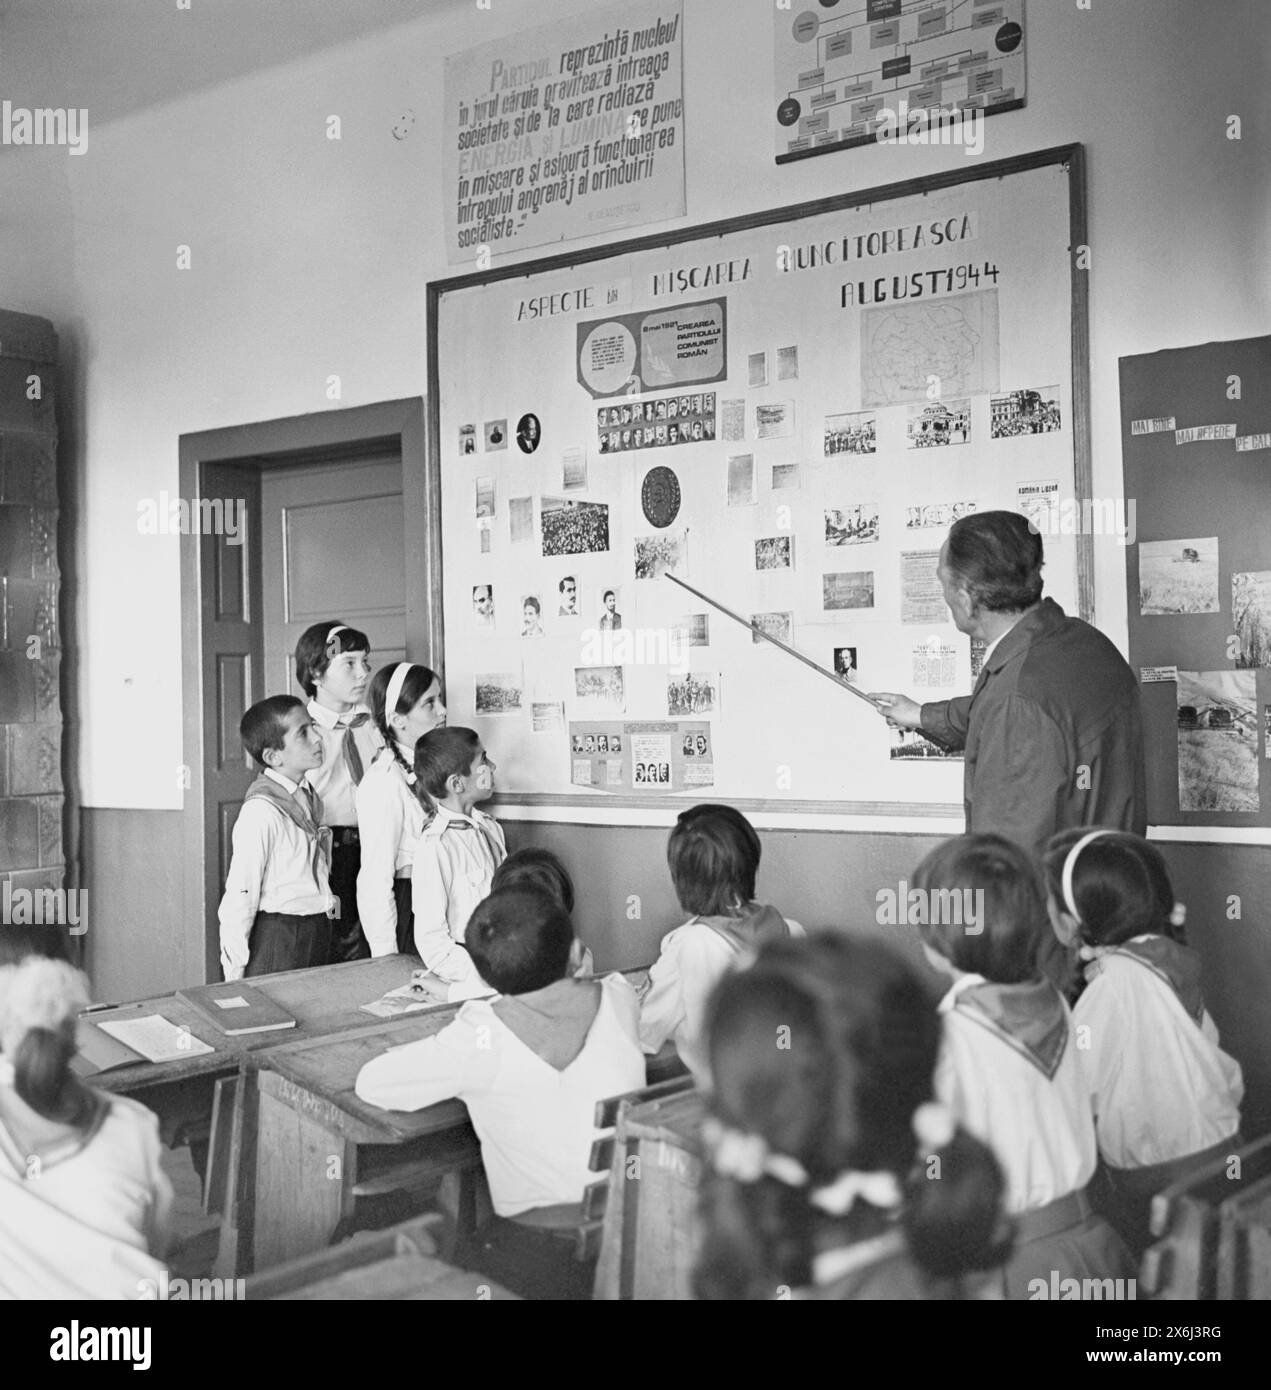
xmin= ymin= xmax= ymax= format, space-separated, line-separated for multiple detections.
xmin=694 ymin=933 xmax=1010 ymax=1299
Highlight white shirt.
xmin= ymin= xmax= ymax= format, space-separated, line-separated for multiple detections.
xmin=638 ymin=914 xmax=806 ymax=1086
xmin=218 ymin=768 xmax=334 ymax=982
xmin=355 ymin=974 xmax=645 ymax=1216
xmin=1076 ymin=942 xmax=1243 ymax=1169
xmin=411 ymin=804 xmax=507 ymax=982
xmin=0 ymin=1065 xmax=173 ymax=1299
xmin=935 ymin=973 xmax=1096 ymax=1213
xmin=356 ymin=745 xmax=428 ymax=958
xmin=306 ymin=699 xmax=383 ymax=827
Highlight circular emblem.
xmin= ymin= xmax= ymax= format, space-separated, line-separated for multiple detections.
xmin=777 ymin=97 xmax=802 ymax=127
xmin=996 ymin=21 xmax=1023 ymax=53
xmin=641 ymin=466 xmax=681 ymax=528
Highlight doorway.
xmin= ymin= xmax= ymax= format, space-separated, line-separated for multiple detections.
xmin=179 ymin=400 xmax=436 ymax=985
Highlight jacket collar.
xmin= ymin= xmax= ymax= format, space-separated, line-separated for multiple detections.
xmin=976 ymin=598 xmax=1067 ymax=684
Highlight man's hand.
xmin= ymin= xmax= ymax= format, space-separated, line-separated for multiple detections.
xmin=868 ymin=692 xmax=923 ymax=731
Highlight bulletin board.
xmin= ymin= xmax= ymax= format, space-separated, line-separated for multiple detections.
xmin=1121 ymin=335 xmax=1271 ymax=831
xmin=426 ymin=145 xmax=1090 ymax=814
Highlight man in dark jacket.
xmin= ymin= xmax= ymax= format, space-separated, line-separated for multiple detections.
xmin=872 ymin=510 xmax=1146 ymax=853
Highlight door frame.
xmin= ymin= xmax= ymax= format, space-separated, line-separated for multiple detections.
xmin=179 ymin=398 xmax=433 ymax=983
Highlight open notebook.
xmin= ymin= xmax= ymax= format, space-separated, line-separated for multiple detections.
xmin=72 ymin=1014 xmax=214 ymax=1075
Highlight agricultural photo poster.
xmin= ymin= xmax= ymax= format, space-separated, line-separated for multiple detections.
xmin=1122 ymin=334 xmax=1271 ymax=826
xmin=429 ymin=148 xmax=1088 ymax=809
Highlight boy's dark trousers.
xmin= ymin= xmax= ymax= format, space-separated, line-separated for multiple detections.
xmin=244 ymin=911 xmax=334 ymax=976
xmin=329 ymin=829 xmax=370 ymax=962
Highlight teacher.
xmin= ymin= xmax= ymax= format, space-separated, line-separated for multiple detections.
xmin=872 ymin=510 xmax=1146 ymax=853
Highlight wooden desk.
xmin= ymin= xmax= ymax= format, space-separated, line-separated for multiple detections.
xmin=238 ymin=968 xmax=682 ymax=1277
xmin=245 ymin=1216 xmax=520 ymax=1301
xmin=83 ymin=956 xmax=426 ymax=1145
xmin=594 ymin=1086 xmax=703 ymax=1300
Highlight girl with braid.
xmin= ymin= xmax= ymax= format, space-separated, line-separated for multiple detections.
xmin=695 ymin=934 xmax=1011 ymax=1300
xmin=355 ymin=662 xmax=446 ymax=956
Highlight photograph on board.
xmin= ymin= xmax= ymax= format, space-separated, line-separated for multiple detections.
xmin=1177 ymin=670 xmax=1258 ymax=812
xmin=541 ymin=497 xmax=610 ymax=557
xmin=1139 ymin=537 xmax=1220 ymax=616
xmin=825 ymin=505 xmax=880 ymax=547
xmin=475 ymin=672 xmax=523 ymax=716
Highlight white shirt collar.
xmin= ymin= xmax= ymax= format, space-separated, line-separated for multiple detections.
xmin=423 ymin=802 xmax=485 ymax=837
xmin=263 ymin=767 xmax=302 ymax=796
xmin=307 ymin=699 xmax=370 ymax=730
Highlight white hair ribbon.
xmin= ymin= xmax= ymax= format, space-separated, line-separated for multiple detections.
xmin=1060 ymin=829 xmax=1118 ymax=922
xmin=385 ymin=662 xmax=414 ymax=717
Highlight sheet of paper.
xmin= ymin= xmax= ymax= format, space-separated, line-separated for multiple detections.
xmin=97 ymin=1014 xmax=213 ymax=1062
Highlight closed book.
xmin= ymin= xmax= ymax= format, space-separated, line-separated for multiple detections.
xmin=176 ymin=982 xmax=297 ymax=1036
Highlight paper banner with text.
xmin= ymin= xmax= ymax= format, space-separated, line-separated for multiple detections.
xmin=445 ymin=0 xmax=685 ymax=262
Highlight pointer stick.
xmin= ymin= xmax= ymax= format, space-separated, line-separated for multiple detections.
xmin=665 ymin=572 xmax=883 ymax=710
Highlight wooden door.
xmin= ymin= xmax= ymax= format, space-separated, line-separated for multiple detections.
xmin=199 ymin=461 xmax=263 ymax=981
xmin=260 ymin=455 xmax=406 ymax=696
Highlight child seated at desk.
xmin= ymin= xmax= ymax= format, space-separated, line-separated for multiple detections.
xmin=1042 ymin=829 xmax=1244 ymax=1256
xmin=0 ymin=929 xmax=173 ymax=1299
xmin=355 ymin=886 xmax=644 ymax=1296
xmin=914 ymin=833 xmax=1133 ymax=1298
xmin=639 ymin=804 xmax=803 ymax=1085
xmin=490 ymin=846 xmax=594 ymax=977
xmin=695 ymin=933 xmax=1009 ymax=1299
xmin=411 ymin=727 xmax=506 ymax=992
xmin=218 ymin=695 xmax=337 ymax=981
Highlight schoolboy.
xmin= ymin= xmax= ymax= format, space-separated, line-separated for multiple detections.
xmin=411 ymin=726 xmax=506 ymax=989
xmin=356 ymin=886 xmax=643 ymax=1297
xmin=218 ymin=695 xmax=336 ymax=981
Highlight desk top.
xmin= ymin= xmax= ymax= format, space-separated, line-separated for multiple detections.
xmin=84 ymin=955 xmax=425 ymax=1095
xmin=253 ymin=968 xmax=676 ymax=1145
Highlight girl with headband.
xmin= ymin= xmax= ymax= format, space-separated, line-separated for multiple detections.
xmin=356 ymin=662 xmax=447 ymax=955
xmin=0 ymin=933 xmax=172 ymax=1297
xmin=1042 ymin=828 xmax=1244 ymax=1256
xmin=695 ymin=933 xmax=1010 ymax=1299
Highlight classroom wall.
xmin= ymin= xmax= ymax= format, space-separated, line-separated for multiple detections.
xmin=0 ymin=1 xmax=1267 ymax=1117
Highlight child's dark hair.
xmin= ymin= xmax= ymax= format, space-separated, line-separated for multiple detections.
xmin=491 ymin=847 xmax=575 ymax=915
xmin=0 ymin=954 xmax=98 ymax=1127
xmin=414 ymin=726 xmax=481 ymax=801
xmin=240 ymin=695 xmax=304 ymax=769
xmin=667 ymin=803 xmax=761 ymax=917
xmin=1042 ymin=828 xmax=1182 ymax=947
xmin=368 ymin=662 xmax=441 ymax=779
xmin=465 ymin=887 xmax=574 ymax=994
xmin=294 ymin=620 xmax=370 ymax=698
xmin=911 ymin=833 xmax=1046 ymax=984
xmin=694 ymin=934 xmax=1009 ymax=1299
